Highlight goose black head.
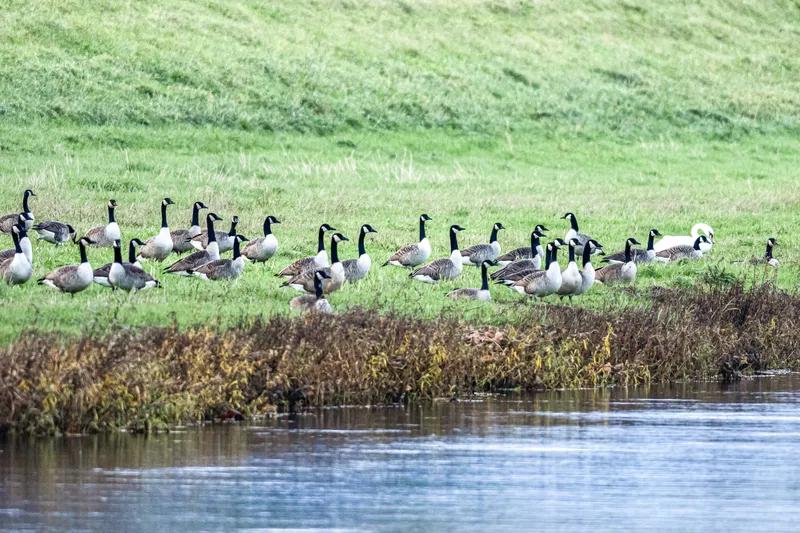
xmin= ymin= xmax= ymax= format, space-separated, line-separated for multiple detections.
xmin=79 ymin=237 xmax=94 ymax=246
xmin=361 ymin=224 xmax=378 ymax=234
xmin=231 ymin=215 xmax=240 ymax=224
xmin=320 ymin=223 xmax=336 ymax=232
xmin=627 ymin=237 xmax=642 ymax=246
xmin=481 ymin=259 xmax=498 ymax=267
xmin=450 ymin=225 xmax=466 ymax=233
xmin=235 ymin=234 xmax=249 ymax=242
xmin=163 ymin=197 xmax=175 ymax=206
xmin=315 ymin=269 xmax=332 ymax=281
xmin=553 ymin=238 xmax=566 ymax=247
xmin=649 ymin=228 xmax=662 ymax=237
xmin=113 ymin=239 xmax=121 ymax=249
xmin=194 ymin=201 xmax=208 ymax=210
xmin=420 ymin=214 xmax=432 ymax=222
xmin=561 ymin=212 xmax=575 ymax=220
xmin=534 ymin=224 xmax=549 ymax=235
xmin=17 ymin=212 xmax=30 ymax=224
xmin=569 ymin=237 xmax=581 ymax=247
xmin=67 ymin=224 xmax=76 ymax=234
xmin=767 ymin=237 xmax=777 ymax=247
xmin=131 ymin=238 xmax=146 ymax=247
xmin=266 ymin=215 xmax=281 ymax=225
xmin=24 ymin=189 xmax=36 ymax=197
xmin=588 ymin=239 xmax=604 ymax=255
xmin=493 ymin=222 xmax=505 ymax=231
xmin=207 ymin=212 xmax=223 ymax=222
xmin=332 ymin=233 xmax=349 ymax=243
xmin=109 ymin=199 xmax=118 ymax=208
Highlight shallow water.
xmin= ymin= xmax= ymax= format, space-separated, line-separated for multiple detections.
xmin=2 ymin=375 xmax=800 ymax=531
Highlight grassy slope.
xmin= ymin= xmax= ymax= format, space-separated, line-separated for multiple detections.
xmin=0 ymin=0 xmax=799 ymax=343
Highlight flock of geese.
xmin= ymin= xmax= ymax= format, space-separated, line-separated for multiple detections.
xmin=0 ymin=189 xmax=780 ymax=314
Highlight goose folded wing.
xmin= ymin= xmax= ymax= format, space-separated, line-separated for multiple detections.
xmin=165 ymin=250 xmax=210 ymax=272
xmin=387 ymin=243 xmax=420 ymax=264
xmin=411 ymin=258 xmax=451 ymax=279
xmin=279 ymin=256 xmax=314 ymax=276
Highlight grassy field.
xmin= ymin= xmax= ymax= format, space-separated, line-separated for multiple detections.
xmin=1 ymin=0 xmax=799 ymax=345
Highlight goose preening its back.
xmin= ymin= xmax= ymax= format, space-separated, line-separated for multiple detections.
xmin=0 ymin=217 xmax=33 ymax=265
xmin=191 ymin=214 xmax=239 ymax=252
xmin=556 ymin=238 xmax=583 ymax=301
xmin=448 ymin=259 xmax=495 ymax=301
xmin=242 ymin=215 xmax=281 ymax=263
xmin=503 ymin=240 xmax=563 ymax=298
xmin=410 ymin=224 xmax=465 ymax=283
xmin=164 ymin=212 xmax=223 ymax=276
xmin=562 ymin=212 xmax=593 ymax=256
xmin=384 ymin=213 xmax=433 ymax=267
xmin=109 ymin=240 xmax=160 ymax=291
xmin=190 ymin=235 xmax=249 ymax=281
xmin=654 ymin=223 xmax=714 ymax=253
xmin=461 ymin=222 xmax=504 ymax=266
xmin=0 ymin=227 xmax=33 ymax=285
xmin=491 ymin=228 xmax=545 ymax=282
xmin=171 ymin=201 xmax=208 ymax=253
xmin=94 ymin=238 xmax=144 ymax=287
xmin=603 ymin=228 xmax=661 ymax=264
xmin=0 ymin=189 xmax=35 ymax=233
xmin=38 ymin=237 xmax=94 ymax=294
xmin=655 ymin=235 xmax=709 ymax=263
xmin=575 ymin=239 xmax=603 ymax=296
xmin=496 ymin=224 xmax=548 ymax=265
xmin=290 ymin=270 xmax=333 ymax=314
xmin=33 ymin=220 xmax=76 ymax=245
xmin=343 ymin=224 xmax=377 ymax=282
xmin=137 ymin=197 xmax=176 ymax=261
xmin=595 ymin=237 xmax=641 ymax=284
xmin=278 ymin=223 xmax=336 ymax=277
xmin=81 ymin=199 xmax=121 ymax=247
xmin=284 ymin=233 xmax=349 ymax=293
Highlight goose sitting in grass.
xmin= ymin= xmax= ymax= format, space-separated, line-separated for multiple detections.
xmin=283 ymin=233 xmax=349 ymax=293
xmin=278 ymin=223 xmax=336 ymax=277
xmin=496 ymin=224 xmax=548 ymax=265
xmin=748 ymin=237 xmax=779 ymax=267
xmin=164 ymin=213 xmax=223 ymax=276
xmin=384 ymin=213 xmax=432 ymax=267
xmin=171 ymin=201 xmax=207 ymax=253
xmin=491 ymin=228 xmax=545 ymax=282
xmin=0 ymin=227 xmax=33 ymax=285
xmin=109 ymin=240 xmax=160 ymax=291
xmin=501 ymin=241 xmax=563 ymax=298
xmin=595 ymin=237 xmax=641 ymax=284
xmin=0 ymin=189 xmax=35 ymax=233
xmin=94 ymin=238 xmax=144 ymax=287
xmin=654 ymin=223 xmax=714 ymax=253
xmin=290 ymin=270 xmax=333 ymax=314
xmin=603 ymin=228 xmax=661 ymax=264
xmin=189 ymin=235 xmax=249 ymax=281
xmin=33 ymin=220 xmax=76 ymax=245
xmin=461 ymin=222 xmax=504 ymax=266
xmin=0 ymin=217 xmax=33 ymax=265
xmin=655 ymin=235 xmax=709 ymax=263
xmin=191 ymin=214 xmax=239 ymax=252
xmin=410 ymin=224 xmax=465 ymax=283
xmin=562 ymin=212 xmax=593 ymax=256
xmin=81 ymin=199 xmax=121 ymax=247
xmin=137 ymin=197 xmax=176 ymax=261
xmin=448 ymin=259 xmax=495 ymax=301
xmin=574 ymin=239 xmax=603 ymax=297
xmin=556 ymin=238 xmax=583 ymax=301
xmin=343 ymin=224 xmax=377 ymax=282
xmin=242 ymin=215 xmax=280 ymax=263
xmin=38 ymin=237 xmax=94 ymax=294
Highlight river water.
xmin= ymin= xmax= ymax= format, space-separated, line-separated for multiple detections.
xmin=2 ymin=374 xmax=799 ymax=531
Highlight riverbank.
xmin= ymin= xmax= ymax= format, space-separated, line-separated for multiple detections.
xmin=2 ymin=283 xmax=797 ymax=435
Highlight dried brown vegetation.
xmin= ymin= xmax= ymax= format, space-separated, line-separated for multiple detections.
xmin=2 ymin=284 xmax=799 ymax=435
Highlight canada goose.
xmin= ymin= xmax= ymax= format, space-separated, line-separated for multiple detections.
xmin=190 ymin=235 xmax=249 ymax=281
xmin=556 ymin=238 xmax=583 ymax=301
xmin=574 ymin=239 xmax=604 ymax=296
xmin=164 ymin=213 xmax=223 ymax=276
xmin=447 ymin=259 xmax=495 ymax=301
xmin=278 ymin=223 xmax=336 ymax=277
xmin=496 ymin=224 xmax=548 ymax=265
xmin=503 ymin=240 xmax=563 ymax=298
xmin=410 ymin=225 xmax=466 ymax=283
xmin=342 ymin=224 xmax=377 ymax=282
xmin=655 ymin=235 xmax=709 ymax=263
xmin=603 ymin=229 xmax=661 ymax=264
xmin=81 ymin=199 xmax=121 ymax=247
xmin=0 ymin=217 xmax=33 ymax=264
xmin=384 ymin=213 xmax=432 ymax=267
xmin=191 ymin=215 xmax=239 ymax=253
xmin=109 ymin=240 xmax=160 ymax=291
xmin=171 ymin=201 xmax=208 ymax=253
xmin=596 ymin=238 xmax=641 ymax=284
xmin=289 ymin=270 xmax=334 ymax=314
xmin=32 ymin=220 xmax=76 ymax=245
xmin=746 ymin=237 xmax=779 ymax=267
xmin=137 ymin=197 xmax=176 ymax=261
xmin=0 ymin=227 xmax=33 ymax=285
xmin=461 ymin=222 xmax=505 ymax=266
xmin=654 ymin=223 xmax=714 ymax=253
xmin=0 ymin=189 xmax=35 ymax=233
xmin=242 ymin=215 xmax=280 ymax=263
xmin=38 ymin=237 xmax=94 ymax=294
xmin=283 ymin=233 xmax=349 ymax=293
xmin=94 ymin=238 xmax=144 ymax=287
xmin=491 ymin=228 xmax=545 ymax=281
xmin=562 ymin=212 xmax=594 ymax=256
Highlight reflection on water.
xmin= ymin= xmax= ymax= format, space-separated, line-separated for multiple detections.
xmin=2 ymin=375 xmax=800 ymax=531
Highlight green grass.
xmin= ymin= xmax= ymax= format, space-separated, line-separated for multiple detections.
xmin=0 ymin=0 xmax=799 ymax=344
